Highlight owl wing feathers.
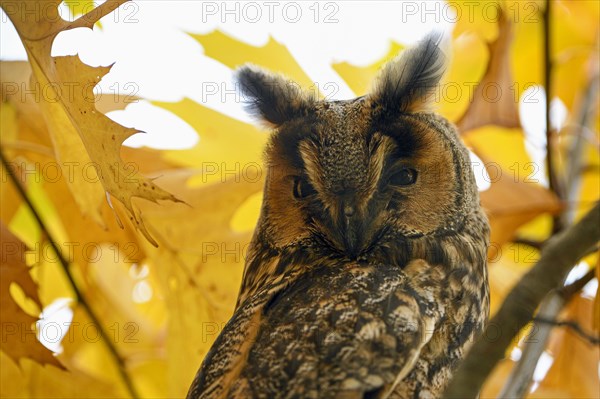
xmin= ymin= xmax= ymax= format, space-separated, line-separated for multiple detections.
xmin=188 ymin=259 xmax=446 ymax=398
xmin=186 ymin=273 xmax=287 ymax=399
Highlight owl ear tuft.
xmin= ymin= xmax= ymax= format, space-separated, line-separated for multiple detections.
xmin=235 ymin=65 xmax=315 ymax=128
xmin=369 ymin=32 xmax=447 ymax=114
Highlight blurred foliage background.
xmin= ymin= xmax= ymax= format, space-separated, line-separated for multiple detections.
xmin=0 ymin=0 xmax=598 ymax=398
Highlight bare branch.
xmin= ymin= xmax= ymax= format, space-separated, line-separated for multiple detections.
xmin=497 ymin=268 xmax=596 ymax=398
xmin=563 ymin=70 xmax=600 ymax=226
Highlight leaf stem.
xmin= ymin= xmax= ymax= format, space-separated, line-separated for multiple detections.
xmin=0 ymin=148 xmax=140 ymax=399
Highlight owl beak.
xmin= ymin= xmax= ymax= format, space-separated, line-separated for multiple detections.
xmin=341 ymin=204 xmax=364 ymax=259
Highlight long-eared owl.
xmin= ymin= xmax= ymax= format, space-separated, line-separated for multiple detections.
xmin=188 ymin=33 xmax=490 ymax=399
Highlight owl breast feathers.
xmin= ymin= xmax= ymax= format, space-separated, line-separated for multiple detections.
xmin=188 ymin=33 xmax=490 ymax=399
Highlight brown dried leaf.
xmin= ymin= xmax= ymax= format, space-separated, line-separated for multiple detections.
xmin=0 ymin=223 xmax=62 ymax=367
xmin=480 ymin=161 xmax=561 ymax=258
xmin=456 ymin=9 xmax=521 ymax=133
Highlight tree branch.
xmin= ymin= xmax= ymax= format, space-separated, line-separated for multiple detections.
xmin=497 ymin=268 xmax=596 ymax=398
xmin=0 ymin=148 xmax=139 ymax=399
xmin=563 ymin=70 xmax=600 ymax=226
xmin=442 ymin=201 xmax=600 ymax=399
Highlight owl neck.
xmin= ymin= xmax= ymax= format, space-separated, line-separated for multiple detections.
xmin=236 ymin=208 xmax=489 ymax=309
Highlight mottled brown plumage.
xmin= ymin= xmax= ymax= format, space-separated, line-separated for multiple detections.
xmin=188 ymin=33 xmax=490 ymax=399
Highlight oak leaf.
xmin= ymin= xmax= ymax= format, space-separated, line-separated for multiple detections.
xmin=1 ymin=0 xmax=181 ymax=245
xmin=455 ymin=8 xmax=521 ymax=132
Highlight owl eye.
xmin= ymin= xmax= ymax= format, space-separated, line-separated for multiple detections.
xmin=390 ymin=168 xmax=417 ymax=186
xmin=293 ymin=177 xmax=316 ymax=199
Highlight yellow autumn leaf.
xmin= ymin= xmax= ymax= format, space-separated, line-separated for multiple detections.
xmin=134 ymin=170 xmax=261 ymax=396
xmin=451 ymin=0 xmax=500 ymax=42
xmin=192 ymin=30 xmax=314 ymax=88
xmin=463 ymin=125 xmax=561 ymax=254
xmin=0 ymin=351 xmax=121 ymax=398
xmin=332 ymin=42 xmax=405 ymax=96
xmin=156 ymin=98 xmax=266 ymax=187
xmin=2 ymin=0 xmax=181 ymax=245
xmin=0 ymin=102 xmax=22 ymax=222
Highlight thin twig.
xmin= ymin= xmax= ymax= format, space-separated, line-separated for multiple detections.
xmin=511 ymin=237 xmax=544 ymax=250
xmin=511 ymin=239 xmax=598 ymax=258
xmin=443 ymin=201 xmax=600 ymax=398
xmin=0 ymin=148 xmax=139 ymax=399
xmin=563 ymin=71 xmax=600 ymax=226
xmin=543 ymin=0 xmax=563 ymax=233
xmin=534 ymin=317 xmax=600 ymax=345
xmin=497 ymin=291 xmax=563 ymax=398
xmin=559 ymin=267 xmax=597 ymax=298
xmin=497 ymin=268 xmax=597 ymax=398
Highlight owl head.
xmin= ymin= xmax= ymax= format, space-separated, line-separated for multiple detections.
xmin=236 ymin=34 xmax=480 ymax=260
